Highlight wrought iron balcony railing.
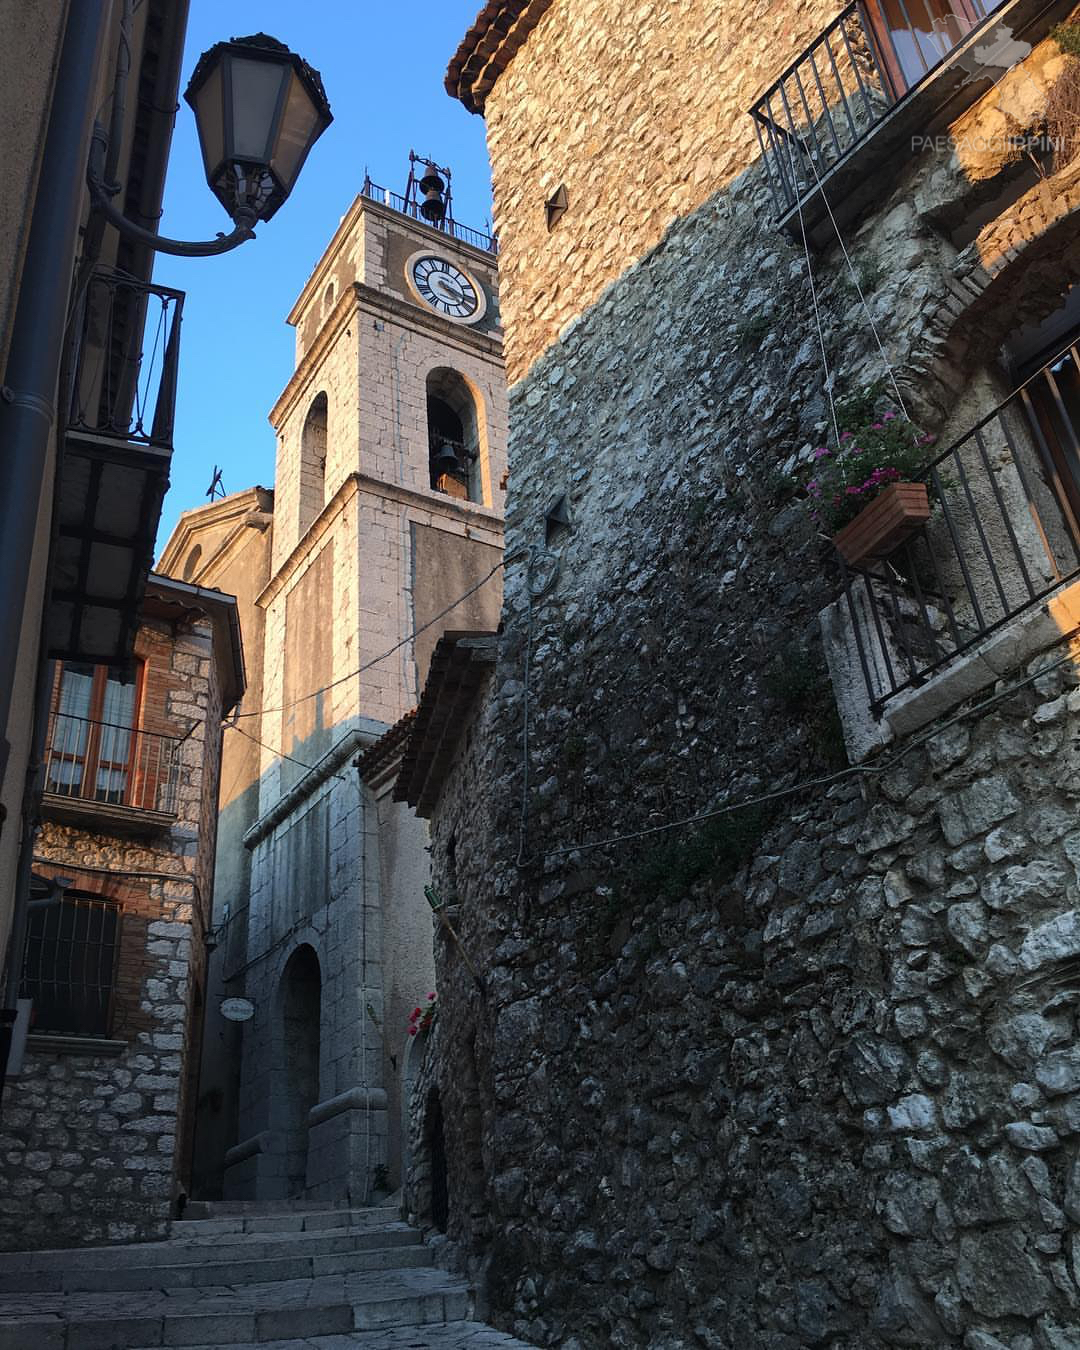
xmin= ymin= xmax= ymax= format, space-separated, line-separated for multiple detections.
xmin=43 ymin=713 xmax=181 ymax=818
xmin=750 ymin=0 xmax=1006 ymax=219
xmin=68 ymin=268 xmax=184 ymax=449
xmin=839 ymin=339 xmax=1080 ymax=714
xmin=360 ymin=177 xmax=498 ymax=254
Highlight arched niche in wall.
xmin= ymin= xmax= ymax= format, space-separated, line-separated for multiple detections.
xmin=299 ymin=392 xmax=328 ymax=536
xmin=425 ymin=368 xmax=486 ymax=505
xmin=279 ymin=943 xmax=321 ymax=1198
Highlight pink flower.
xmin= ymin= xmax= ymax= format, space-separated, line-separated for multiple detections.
xmin=428 ymin=992 xmax=436 ymax=1000
xmin=882 ymin=411 xmax=896 ymax=421
xmin=840 ymin=431 xmax=854 ymax=441
xmin=846 ymin=485 xmax=863 ymax=495
xmin=871 ymin=422 xmax=884 ymax=430
xmin=813 ymin=447 xmax=830 ymax=460
xmin=408 ymin=1027 xmax=417 ymax=1036
xmin=918 ymin=433 xmax=936 ymax=445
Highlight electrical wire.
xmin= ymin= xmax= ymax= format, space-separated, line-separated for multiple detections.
xmin=225 ymin=718 xmax=349 ymax=783
xmin=529 ymin=630 xmax=1080 ymax=864
xmin=232 ymin=558 xmax=506 ymax=720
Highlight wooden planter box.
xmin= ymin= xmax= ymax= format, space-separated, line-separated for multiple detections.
xmin=832 ymin=481 xmax=930 ymax=567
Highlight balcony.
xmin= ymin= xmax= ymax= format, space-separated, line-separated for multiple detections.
xmin=749 ymin=0 xmax=1072 ymax=245
xmin=41 ymin=712 xmax=181 ymax=834
xmin=48 ymin=268 xmax=185 ymax=664
xmin=360 ymin=176 xmax=498 ymax=255
xmin=834 ymin=338 xmax=1080 ymax=717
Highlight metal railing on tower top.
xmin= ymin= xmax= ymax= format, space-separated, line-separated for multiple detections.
xmin=360 ymin=177 xmax=498 ymax=254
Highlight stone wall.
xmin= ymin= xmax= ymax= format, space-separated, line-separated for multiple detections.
xmin=416 ymin=6 xmax=1080 ymax=1347
xmin=0 ymin=611 xmax=225 ymax=1250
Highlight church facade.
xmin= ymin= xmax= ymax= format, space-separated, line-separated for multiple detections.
xmin=161 ymin=178 xmax=506 ymax=1203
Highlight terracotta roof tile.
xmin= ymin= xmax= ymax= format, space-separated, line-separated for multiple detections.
xmin=395 ymin=632 xmax=497 ymax=817
xmin=446 ymin=0 xmax=556 ymax=114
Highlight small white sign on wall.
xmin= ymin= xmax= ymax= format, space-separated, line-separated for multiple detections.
xmin=220 ymin=997 xmax=256 ymax=1023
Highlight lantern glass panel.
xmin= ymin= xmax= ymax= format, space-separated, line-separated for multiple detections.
xmin=191 ymin=60 xmax=223 ymax=180
xmin=229 ymin=56 xmax=287 ymax=161
xmin=273 ymin=71 xmax=321 ymax=192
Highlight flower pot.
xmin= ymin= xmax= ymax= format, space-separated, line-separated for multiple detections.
xmin=832 ymin=481 xmax=930 ymax=567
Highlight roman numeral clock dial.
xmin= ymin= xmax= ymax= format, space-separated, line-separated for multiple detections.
xmin=405 ymin=252 xmax=487 ymax=326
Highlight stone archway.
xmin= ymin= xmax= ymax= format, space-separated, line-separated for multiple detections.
xmin=280 ymin=945 xmax=321 ymax=1197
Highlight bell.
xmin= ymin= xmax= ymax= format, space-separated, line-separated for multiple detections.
xmin=431 ymin=443 xmax=461 ymax=474
xmin=420 ymin=187 xmax=446 ymax=223
xmin=418 ymin=165 xmax=445 ymax=195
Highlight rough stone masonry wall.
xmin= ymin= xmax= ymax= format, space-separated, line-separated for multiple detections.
xmin=0 ymin=615 xmax=221 ymax=1250
xmin=416 ymin=15 xmax=1080 ymax=1350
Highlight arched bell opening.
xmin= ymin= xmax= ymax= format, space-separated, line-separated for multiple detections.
xmin=426 ymin=368 xmax=484 ymax=504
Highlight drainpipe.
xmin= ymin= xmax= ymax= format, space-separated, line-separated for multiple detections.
xmin=0 ymin=0 xmax=111 ymax=794
xmin=0 ymin=0 xmax=112 ymax=1089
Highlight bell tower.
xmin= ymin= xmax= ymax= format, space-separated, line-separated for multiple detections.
xmin=222 ymin=162 xmax=505 ymax=1203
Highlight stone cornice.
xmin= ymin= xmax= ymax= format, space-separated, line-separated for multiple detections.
xmin=242 ymin=721 xmax=387 ymax=851
xmin=446 ymin=0 xmax=556 ymax=114
xmin=256 ymin=471 xmax=504 ymax=611
xmin=270 ymin=280 xmax=503 ymax=433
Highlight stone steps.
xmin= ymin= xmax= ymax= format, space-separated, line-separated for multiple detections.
xmin=130 ymin=1325 xmax=539 ymax=1349
xmin=0 ymin=1202 xmax=537 ymax=1349
xmin=0 ymin=1236 xmax=430 ymax=1295
xmin=0 ymin=1266 xmax=472 ymax=1349
xmin=0 ymin=1224 xmax=420 ymax=1277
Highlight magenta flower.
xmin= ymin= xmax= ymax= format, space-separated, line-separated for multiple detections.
xmin=813 ymin=446 xmax=830 ymax=460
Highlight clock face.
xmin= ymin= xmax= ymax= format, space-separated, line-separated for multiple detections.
xmin=405 ymin=252 xmax=487 ymax=325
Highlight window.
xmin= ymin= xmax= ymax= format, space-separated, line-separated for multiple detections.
xmin=864 ymin=0 xmax=1001 ymax=96
xmin=21 ymin=891 xmax=121 ymax=1037
xmin=46 ymin=662 xmax=141 ymax=805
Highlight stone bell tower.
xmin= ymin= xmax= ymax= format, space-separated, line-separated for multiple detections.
xmin=221 ymin=161 xmax=506 ymax=1203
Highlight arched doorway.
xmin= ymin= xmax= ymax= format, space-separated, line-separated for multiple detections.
xmin=281 ymin=945 xmax=321 ymax=1197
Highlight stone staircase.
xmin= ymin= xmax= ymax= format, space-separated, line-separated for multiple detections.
xmin=0 ymin=1201 xmax=533 ymax=1349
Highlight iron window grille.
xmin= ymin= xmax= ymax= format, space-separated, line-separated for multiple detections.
xmin=21 ymin=893 xmax=121 ymax=1038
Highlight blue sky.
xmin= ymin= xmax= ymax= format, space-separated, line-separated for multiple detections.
xmin=153 ymin=1 xmax=492 ymax=552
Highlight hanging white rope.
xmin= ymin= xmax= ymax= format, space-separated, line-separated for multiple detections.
xmin=786 ymin=134 xmax=843 ymax=451
xmin=799 ymin=129 xmax=913 ymax=425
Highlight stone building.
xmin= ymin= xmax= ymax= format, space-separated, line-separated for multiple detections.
xmin=400 ymin=1 xmax=1080 ymax=1346
xmin=0 ymin=573 xmax=243 ymax=1250
xmin=0 ymin=0 xmax=192 ymax=1084
xmin=159 ymin=175 xmax=507 ymax=1204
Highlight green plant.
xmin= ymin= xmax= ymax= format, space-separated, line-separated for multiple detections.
xmin=629 ymin=803 xmax=774 ymax=903
xmin=795 ymin=396 xmax=934 ymax=533
xmin=735 ymin=313 xmax=770 ymax=349
xmin=564 ymin=733 xmax=587 ymax=765
xmin=1052 ymin=20 xmax=1080 ymax=57
xmin=765 ymin=643 xmax=822 ymax=712
xmin=841 ymin=260 xmax=885 ymax=300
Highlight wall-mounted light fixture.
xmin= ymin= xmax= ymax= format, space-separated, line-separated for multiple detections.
xmin=88 ymin=31 xmax=332 ymax=257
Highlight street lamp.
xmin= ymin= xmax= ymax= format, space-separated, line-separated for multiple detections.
xmin=87 ymin=31 xmax=332 ymax=257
